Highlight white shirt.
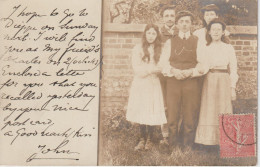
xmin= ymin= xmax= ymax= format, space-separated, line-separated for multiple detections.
xmin=158 ymin=34 xmax=207 ymax=78
xmin=178 ymin=31 xmax=191 ymax=39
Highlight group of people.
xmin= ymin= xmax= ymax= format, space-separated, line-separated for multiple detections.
xmin=126 ymin=4 xmax=238 ymax=151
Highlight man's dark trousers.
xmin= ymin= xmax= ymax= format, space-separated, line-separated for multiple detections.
xmin=167 ymin=77 xmax=200 ymax=145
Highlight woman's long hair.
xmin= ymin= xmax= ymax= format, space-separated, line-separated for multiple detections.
xmin=142 ymin=24 xmax=162 ymax=64
xmin=206 ymin=18 xmax=229 ymax=46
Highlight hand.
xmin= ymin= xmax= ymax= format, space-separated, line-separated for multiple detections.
xmin=181 ymin=69 xmax=193 ymax=78
xmin=171 ymin=68 xmax=186 ymax=80
xmin=148 ymin=65 xmax=160 ymax=74
xmin=153 ymin=66 xmax=161 ymax=73
xmin=231 ymin=88 xmax=236 ymax=101
xmin=224 ymin=30 xmax=230 ymax=36
xmin=161 ymin=66 xmax=170 ymax=76
xmin=197 ymin=63 xmax=205 ymax=74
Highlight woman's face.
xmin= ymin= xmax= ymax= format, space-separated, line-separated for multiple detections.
xmin=209 ymin=23 xmax=224 ymax=41
xmin=146 ymin=28 xmax=157 ymax=44
xmin=204 ymin=11 xmax=218 ymax=25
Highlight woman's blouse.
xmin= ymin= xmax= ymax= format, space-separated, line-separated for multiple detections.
xmin=198 ymin=42 xmax=239 ymax=88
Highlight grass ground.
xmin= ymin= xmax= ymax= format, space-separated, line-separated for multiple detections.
xmin=99 ymin=99 xmax=257 ymax=166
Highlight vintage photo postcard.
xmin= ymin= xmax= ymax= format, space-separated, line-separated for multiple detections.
xmin=99 ymin=0 xmax=258 ymax=165
xmin=0 ymin=0 xmax=258 ymax=166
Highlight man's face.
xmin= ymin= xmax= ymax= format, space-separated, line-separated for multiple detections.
xmin=177 ymin=16 xmax=192 ymax=33
xmin=204 ymin=11 xmax=218 ymax=25
xmin=163 ymin=9 xmax=175 ymax=27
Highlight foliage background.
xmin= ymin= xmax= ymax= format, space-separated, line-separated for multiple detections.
xmin=104 ymin=0 xmax=257 ymax=25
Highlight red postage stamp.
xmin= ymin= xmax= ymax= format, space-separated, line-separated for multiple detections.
xmin=219 ymin=114 xmax=256 ymax=158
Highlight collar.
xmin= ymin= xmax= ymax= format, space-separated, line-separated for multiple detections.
xmin=178 ymin=31 xmax=191 ymax=39
xmin=161 ymin=25 xmax=175 ymax=35
xmin=165 ymin=25 xmax=175 ymax=31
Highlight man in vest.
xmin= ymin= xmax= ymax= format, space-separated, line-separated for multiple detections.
xmin=159 ymin=10 xmax=203 ymax=150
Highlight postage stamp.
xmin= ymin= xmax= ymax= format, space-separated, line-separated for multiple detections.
xmin=219 ymin=114 xmax=256 ymax=158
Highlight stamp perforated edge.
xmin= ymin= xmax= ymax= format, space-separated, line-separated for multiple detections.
xmin=218 ymin=113 xmax=256 ymax=158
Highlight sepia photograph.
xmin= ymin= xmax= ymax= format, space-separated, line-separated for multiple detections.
xmin=99 ymin=0 xmax=257 ymax=165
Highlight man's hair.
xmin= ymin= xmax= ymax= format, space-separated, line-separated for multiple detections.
xmin=160 ymin=5 xmax=176 ymax=17
xmin=175 ymin=10 xmax=194 ymax=23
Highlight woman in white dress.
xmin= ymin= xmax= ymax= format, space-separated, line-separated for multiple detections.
xmin=126 ymin=24 xmax=167 ymax=151
xmin=195 ymin=19 xmax=238 ymax=146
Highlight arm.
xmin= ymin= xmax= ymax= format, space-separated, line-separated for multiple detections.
xmin=228 ymin=45 xmax=239 ymax=100
xmin=228 ymin=45 xmax=239 ymax=88
xmin=158 ymin=39 xmax=174 ymax=77
xmin=190 ymin=44 xmax=209 ymax=78
xmin=131 ymin=45 xmax=152 ymax=77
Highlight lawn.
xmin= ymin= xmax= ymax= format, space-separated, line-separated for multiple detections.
xmin=98 ymin=99 xmax=257 ymax=166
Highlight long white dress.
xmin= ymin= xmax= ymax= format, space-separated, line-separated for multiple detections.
xmin=126 ymin=44 xmax=167 ymax=125
xmin=195 ymin=42 xmax=238 ymax=145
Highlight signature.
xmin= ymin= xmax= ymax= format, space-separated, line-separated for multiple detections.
xmin=26 ymin=139 xmax=80 ymax=162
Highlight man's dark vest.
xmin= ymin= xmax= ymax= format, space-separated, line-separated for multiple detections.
xmin=169 ymin=35 xmax=198 ymax=70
